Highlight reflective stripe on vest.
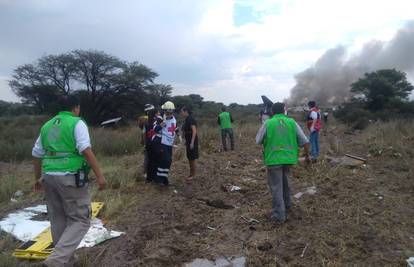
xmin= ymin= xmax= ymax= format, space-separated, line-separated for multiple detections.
xmin=263 ymin=114 xmax=299 ymax=166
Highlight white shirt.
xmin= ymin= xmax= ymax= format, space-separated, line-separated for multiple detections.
xmin=310 ymin=111 xmax=318 ymax=120
xmin=161 ymin=116 xmax=176 ymax=146
xmin=32 ymin=120 xmax=91 ymax=175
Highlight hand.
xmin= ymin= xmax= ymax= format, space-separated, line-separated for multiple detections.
xmin=34 ymin=179 xmax=43 ymax=192
xmin=97 ymin=176 xmax=106 ymax=191
xmin=310 ymin=126 xmax=315 ymax=132
xmin=190 ymin=142 xmax=194 ymax=150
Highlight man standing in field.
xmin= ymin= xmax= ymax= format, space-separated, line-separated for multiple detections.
xmin=306 ymin=101 xmax=322 ymax=162
xmin=32 ymin=96 xmax=106 ymax=267
xmin=218 ymin=106 xmax=235 ymax=151
xmin=256 ymin=102 xmax=310 ymax=225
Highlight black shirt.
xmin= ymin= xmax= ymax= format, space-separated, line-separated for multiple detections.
xmin=182 ymin=115 xmax=197 ymax=142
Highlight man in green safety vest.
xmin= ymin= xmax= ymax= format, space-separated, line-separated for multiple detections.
xmin=256 ymin=102 xmax=310 ymax=225
xmin=32 ymin=95 xmax=106 ymax=267
xmin=217 ymin=106 xmax=235 ymax=151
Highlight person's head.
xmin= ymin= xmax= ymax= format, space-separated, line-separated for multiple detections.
xmin=221 ymin=106 xmax=226 ymax=112
xmin=144 ymin=104 xmax=155 ymax=114
xmin=308 ymin=101 xmax=316 ymax=108
xmin=60 ymin=95 xmax=80 ymax=116
xmin=271 ymin=102 xmax=286 ymax=115
xmin=161 ymin=101 xmax=175 ymax=117
xmin=180 ymin=106 xmax=192 ymax=117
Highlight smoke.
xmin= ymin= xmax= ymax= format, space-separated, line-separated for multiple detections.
xmin=288 ymin=21 xmax=414 ymax=106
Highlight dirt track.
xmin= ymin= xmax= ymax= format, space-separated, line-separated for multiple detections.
xmin=84 ymin=122 xmax=414 ymax=266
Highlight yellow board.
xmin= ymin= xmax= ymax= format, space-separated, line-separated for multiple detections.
xmin=13 ymin=202 xmax=104 ymax=260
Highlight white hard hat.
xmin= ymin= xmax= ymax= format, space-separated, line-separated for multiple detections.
xmin=144 ymin=104 xmax=155 ymax=112
xmin=161 ymin=101 xmax=175 ymax=111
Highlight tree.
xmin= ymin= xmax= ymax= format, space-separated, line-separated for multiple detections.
xmin=10 ymin=50 xmax=173 ymax=123
xmin=351 ymin=69 xmax=414 ymax=111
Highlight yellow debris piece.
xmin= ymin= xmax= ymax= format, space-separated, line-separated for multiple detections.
xmin=13 ymin=202 xmax=104 ymax=260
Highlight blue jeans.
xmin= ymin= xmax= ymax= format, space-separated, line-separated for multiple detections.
xmin=310 ymin=131 xmax=319 ymax=159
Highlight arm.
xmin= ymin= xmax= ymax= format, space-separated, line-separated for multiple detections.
xmin=255 ymin=124 xmax=266 ymax=145
xmin=75 ymin=121 xmax=106 ymax=190
xmin=295 ymin=122 xmax=311 ymax=162
xmin=190 ymin=125 xmax=197 ymax=149
xmin=82 ymin=148 xmax=106 ymax=190
xmin=32 ymin=135 xmax=44 ymax=191
xmin=217 ymin=116 xmax=221 ymax=125
xmin=310 ymin=111 xmax=317 ymax=132
xmin=230 ymin=113 xmax=234 ymax=123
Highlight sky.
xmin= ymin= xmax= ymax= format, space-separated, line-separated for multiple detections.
xmin=0 ymin=0 xmax=413 ymax=104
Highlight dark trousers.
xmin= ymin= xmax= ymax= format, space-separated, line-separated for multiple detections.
xmin=221 ymin=128 xmax=234 ymax=151
xmin=267 ymin=165 xmax=291 ymax=222
xmin=154 ymin=144 xmax=173 ymax=185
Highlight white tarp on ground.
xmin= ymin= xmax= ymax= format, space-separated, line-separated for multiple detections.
xmin=0 ymin=205 xmax=123 ymax=248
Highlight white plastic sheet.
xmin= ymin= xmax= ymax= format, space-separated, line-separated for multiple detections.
xmin=0 ymin=204 xmax=124 ymax=248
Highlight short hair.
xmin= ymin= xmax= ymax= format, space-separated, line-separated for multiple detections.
xmin=272 ymin=102 xmax=285 ymax=115
xmin=221 ymin=106 xmax=226 ymax=112
xmin=181 ymin=106 xmax=192 ymax=115
xmin=308 ymin=101 xmax=316 ymax=108
xmin=59 ymin=95 xmax=80 ymax=111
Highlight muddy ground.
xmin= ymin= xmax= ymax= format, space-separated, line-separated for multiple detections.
xmin=85 ymin=122 xmax=414 ymax=266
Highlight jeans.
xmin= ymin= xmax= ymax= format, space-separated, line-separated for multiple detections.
xmin=310 ymin=131 xmax=320 ymax=159
xmin=267 ymin=165 xmax=291 ymax=222
xmin=221 ymin=128 xmax=234 ymax=151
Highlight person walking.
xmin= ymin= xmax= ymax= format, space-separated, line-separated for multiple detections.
xmin=218 ymin=106 xmax=234 ymax=151
xmin=180 ymin=106 xmax=199 ymax=179
xmin=154 ymin=101 xmax=177 ymax=186
xmin=32 ymin=95 xmax=106 ymax=267
xmin=306 ymin=101 xmax=322 ymax=162
xmin=256 ymin=102 xmax=310 ymax=225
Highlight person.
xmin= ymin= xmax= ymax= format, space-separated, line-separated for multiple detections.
xmin=138 ymin=104 xmax=155 ymax=180
xmin=217 ymin=106 xmax=234 ymax=151
xmin=144 ymin=108 xmax=159 ymax=183
xmin=180 ymin=106 xmax=199 ymax=179
xmin=256 ymin=102 xmax=310 ymax=225
xmin=306 ymin=101 xmax=322 ymax=162
xmin=32 ymin=95 xmax=106 ymax=267
xmin=154 ymin=101 xmax=177 ymax=186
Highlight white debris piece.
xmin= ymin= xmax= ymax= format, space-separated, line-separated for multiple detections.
xmin=407 ymin=257 xmax=414 ymax=267
xmin=230 ymin=186 xmax=241 ymax=192
xmin=294 ymin=186 xmax=317 ymax=199
xmin=0 ymin=204 xmax=124 ymax=248
xmin=185 ymin=256 xmax=246 ymax=267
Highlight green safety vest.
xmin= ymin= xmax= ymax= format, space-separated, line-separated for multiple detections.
xmin=40 ymin=111 xmax=86 ymax=172
xmin=263 ymin=114 xmax=299 ymax=166
xmin=219 ymin=112 xmax=232 ymax=129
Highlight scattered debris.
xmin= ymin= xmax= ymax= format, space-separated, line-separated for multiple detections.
xmin=207 ymin=226 xmax=216 ymax=231
xmin=407 ymin=257 xmax=414 ymax=267
xmin=258 ymin=241 xmax=273 ymax=251
xmin=345 ymin=154 xmax=367 ymax=162
xmin=13 ymin=190 xmax=24 ymax=198
xmin=326 ymin=155 xmax=366 ymax=168
xmin=301 ymin=243 xmax=309 ymax=257
xmin=185 ymin=256 xmax=246 ymax=267
xmin=222 ymin=184 xmax=241 ymax=192
xmin=240 ymin=216 xmax=260 ymax=224
xmin=225 ymin=161 xmax=231 ymax=169
xmin=294 ymin=186 xmax=317 ymax=199
xmin=205 ymin=199 xmax=234 ymax=209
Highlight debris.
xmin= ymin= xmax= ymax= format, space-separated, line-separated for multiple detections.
xmin=207 ymin=226 xmax=216 ymax=231
xmin=225 ymin=161 xmax=231 ymax=169
xmin=407 ymin=257 xmax=414 ymax=267
xmin=185 ymin=256 xmax=246 ymax=267
xmin=173 ymin=190 xmax=178 ymax=194
xmin=222 ymin=184 xmax=241 ymax=192
xmin=301 ymin=243 xmax=309 ymax=257
xmin=294 ymin=186 xmax=317 ymax=199
xmin=13 ymin=190 xmax=24 ymax=198
xmin=205 ymin=199 xmax=234 ymax=209
xmin=345 ymin=154 xmax=367 ymax=162
xmin=326 ymin=155 xmax=365 ymax=168
xmin=10 ymin=198 xmax=18 ymax=203
xmin=240 ymin=216 xmax=260 ymax=224
xmin=258 ymin=241 xmax=273 ymax=251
